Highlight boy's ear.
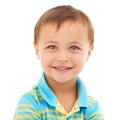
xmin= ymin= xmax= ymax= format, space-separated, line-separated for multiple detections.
xmin=85 ymin=45 xmax=94 ymax=62
xmin=33 ymin=43 xmax=40 ymax=59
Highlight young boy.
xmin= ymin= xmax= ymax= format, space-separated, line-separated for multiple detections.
xmin=14 ymin=5 xmax=104 ymax=120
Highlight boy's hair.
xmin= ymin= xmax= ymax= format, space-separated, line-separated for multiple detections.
xmin=34 ymin=5 xmax=94 ymax=46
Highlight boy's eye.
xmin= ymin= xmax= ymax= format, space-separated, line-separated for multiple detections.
xmin=46 ymin=45 xmax=57 ymax=49
xmin=70 ymin=46 xmax=80 ymax=50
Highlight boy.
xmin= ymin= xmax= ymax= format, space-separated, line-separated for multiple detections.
xmin=14 ymin=5 xmax=104 ymax=120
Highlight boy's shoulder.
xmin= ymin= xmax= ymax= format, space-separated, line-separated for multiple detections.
xmin=17 ymin=85 xmax=43 ymax=107
xmin=84 ymin=96 xmax=103 ymax=119
xmin=13 ymin=85 xmax=44 ymax=120
xmin=87 ymin=96 xmax=101 ymax=110
xmin=29 ymin=85 xmax=43 ymax=100
xmin=88 ymin=96 xmax=98 ymax=105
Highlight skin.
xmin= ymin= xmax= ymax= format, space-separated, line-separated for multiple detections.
xmin=34 ymin=21 xmax=93 ymax=112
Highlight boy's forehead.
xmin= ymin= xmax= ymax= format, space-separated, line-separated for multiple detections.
xmin=41 ymin=20 xmax=85 ymax=32
xmin=41 ymin=23 xmax=57 ymax=32
xmin=39 ymin=21 xmax=89 ymax=45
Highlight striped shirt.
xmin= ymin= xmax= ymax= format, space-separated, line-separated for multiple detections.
xmin=13 ymin=73 xmax=104 ymax=120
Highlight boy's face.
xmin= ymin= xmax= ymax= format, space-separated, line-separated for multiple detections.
xmin=35 ymin=21 xmax=93 ymax=84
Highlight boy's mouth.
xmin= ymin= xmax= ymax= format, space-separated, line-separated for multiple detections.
xmin=52 ymin=66 xmax=73 ymax=71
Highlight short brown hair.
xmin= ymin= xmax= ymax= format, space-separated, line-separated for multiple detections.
xmin=34 ymin=5 xmax=94 ymax=46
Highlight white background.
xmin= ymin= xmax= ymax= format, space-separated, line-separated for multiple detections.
xmin=0 ymin=0 xmax=120 ymax=119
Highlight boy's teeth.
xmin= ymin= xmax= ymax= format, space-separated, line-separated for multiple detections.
xmin=56 ymin=67 xmax=66 ymax=70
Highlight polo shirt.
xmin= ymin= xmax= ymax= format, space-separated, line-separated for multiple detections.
xmin=13 ymin=72 xmax=104 ymax=120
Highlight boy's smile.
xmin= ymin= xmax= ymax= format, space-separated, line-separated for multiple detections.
xmin=52 ymin=66 xmax=74 ymax=73
xmin=34 ymin=21 xmax=93 ymax=84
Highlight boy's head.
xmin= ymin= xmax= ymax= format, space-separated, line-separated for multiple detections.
xmin=34 ymin=5 xmax=94 ymax=47
xmin=34 ymin=5 xmax=94 ymax=83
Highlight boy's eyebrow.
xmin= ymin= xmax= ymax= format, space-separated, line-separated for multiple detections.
xmin=44 ymin=41 xmax=57 ymax=44
xmin=70 ymin=41 xmax=84 ymax=46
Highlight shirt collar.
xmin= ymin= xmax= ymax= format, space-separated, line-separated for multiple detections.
xmin=76 ymin=77 xmax=88 ymax=108
xmin=38 ymin=72 xmax=57 ymax=107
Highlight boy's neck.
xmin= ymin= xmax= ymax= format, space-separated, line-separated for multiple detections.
xmin=46 ymin=78 xmax=78 ymax=113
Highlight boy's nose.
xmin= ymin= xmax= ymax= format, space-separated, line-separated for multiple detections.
xmin=56 ymin=51 xmax=69 ymax=62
